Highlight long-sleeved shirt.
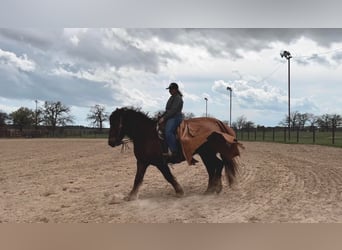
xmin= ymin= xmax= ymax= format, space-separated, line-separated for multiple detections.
xmin=163 ymin=93 xmax=183 ymax=120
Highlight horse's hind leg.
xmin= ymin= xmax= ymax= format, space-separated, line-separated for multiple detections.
xmin=198 ymin=145 xmax=222 ymax=194
xmin=156 ymin=163 xmax=184 ymax=197
xmin=125 ymin=161 xmax=148 ymax=201
xmin=200 ymin=154 xmax=216 ymax=194
xmin=214 ymin=161 xmax=223 ymax=193
xmin=198 ymin=144 xmax=219 ymax=194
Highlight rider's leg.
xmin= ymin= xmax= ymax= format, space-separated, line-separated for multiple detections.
xmin=165 ymin=117 xmax=179 ymax=154
xmin=165 ymin=114 xmax=183 ymax=161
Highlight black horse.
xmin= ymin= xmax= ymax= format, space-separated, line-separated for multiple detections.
xmin=108 ymin=107 xmax=240 ymax=200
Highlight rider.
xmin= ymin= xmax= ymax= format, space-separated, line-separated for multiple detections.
xmin=158 ymin=82 xmax=184 ymax=162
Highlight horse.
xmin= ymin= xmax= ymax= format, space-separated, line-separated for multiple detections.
xmin=108 ymin=107 xmax=241 ymax=200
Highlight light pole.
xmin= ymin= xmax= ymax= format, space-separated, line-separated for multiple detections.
xmin=204 ymin=97 xmax=208 ymax=117
xmin=35 ymin=99 xmax=38 ymax=129
xmin=226 ymin=86 xmax=232 ymax=127
xmin=280 ymin=50 xmax=292 ymax=141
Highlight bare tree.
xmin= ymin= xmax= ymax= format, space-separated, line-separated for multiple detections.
xmin=298 ymin=113 xmax=310 ymax=129
xmin=331 ymin=114 xmax=342 ymax=128
xmin=235 ymin=115 xmax=247 ymax=130
xmin=317 ymin=114 xmax=332 ymax=131
xmin=87 ymin=104 xmax=109 ymax=131
xmin=245 ymin=120 xmax=255 ymax=128
xmin=306 ymin=113 xmax=319 ymax=131
xmin=33 ymin=107 xmax=44 ymax=129
xmin=279 ymin=111 xmax=303 ymax=129
xmin=42 ymin=101 xmax=74 ymax=135
xmin=292 ymin=111 xmax=301 ymax=129
xmin=183 ymin=112 xmax=196 ymax=120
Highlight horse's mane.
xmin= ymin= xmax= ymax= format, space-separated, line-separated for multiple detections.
xmin=120 ymin=106 xmax=157 ymax=123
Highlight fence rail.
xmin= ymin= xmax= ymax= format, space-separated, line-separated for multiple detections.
xmin=236 ymin=126 xmax=342 ymax=147
xmin=2 ymin=126 xmax=342 ymax=147
xmin=0 ymin=127 xmax=109 ymax=138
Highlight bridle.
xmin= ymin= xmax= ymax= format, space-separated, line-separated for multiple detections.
xmin=109 ymin=109 xmax=124 ymax=146
xmin=117 ymin=114 xmax=123 ymax=140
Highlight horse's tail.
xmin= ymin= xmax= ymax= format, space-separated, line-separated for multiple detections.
xmin=222 ymin=157 xmax=239 ymax=187
xmin=206 ymin=131 xmax=241 ymax=187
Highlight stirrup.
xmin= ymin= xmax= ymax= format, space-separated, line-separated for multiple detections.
xmin=163 ymin=148 xmax=172 ymax=155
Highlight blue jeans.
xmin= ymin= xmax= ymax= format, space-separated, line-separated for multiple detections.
xmin=165 ymin=114 xmax=183 ymax=153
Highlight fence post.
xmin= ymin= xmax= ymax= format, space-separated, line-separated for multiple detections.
xmin=254 ymin=128 xmax=257 ymax=141
xmin=273 ymin=128 xmax=275 ymax=142
xmin=284 ymin=127 xmax=287 ymax=142
xmin=313 ymin=126 xmax=316 ymax=144
xmin=332 ymin=124 xmax=335 ymax=144
xmin=263 ymin=127 xmax=265 ymax=141
xmin=296 ymin=126 xmax=299 ymax=143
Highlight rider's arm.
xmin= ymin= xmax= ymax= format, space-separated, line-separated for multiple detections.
xmin=163 ymin=95 xmax=183 ymax=120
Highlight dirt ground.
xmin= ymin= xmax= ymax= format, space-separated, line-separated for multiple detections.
xmin=1 ymin=138 xmax=342 ymax=223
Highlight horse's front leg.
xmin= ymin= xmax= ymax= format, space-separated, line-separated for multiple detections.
xmin=125 ymin=161 xmax=148 ymax=201
xmin=156 ymin=163 xmax=184 ymax=197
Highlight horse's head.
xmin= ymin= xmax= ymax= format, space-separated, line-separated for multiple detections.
xmin=108 ymin=107 xmax=155 ymax=147
xmin=108 ymin=108 xmax=126 ymax=147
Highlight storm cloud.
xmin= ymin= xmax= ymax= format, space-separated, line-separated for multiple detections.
xmin=1 ymin=28 xmax=342 ymax=126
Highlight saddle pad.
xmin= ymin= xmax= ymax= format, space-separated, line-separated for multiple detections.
xmin=177 ymin=117 xmax=239 ymax=165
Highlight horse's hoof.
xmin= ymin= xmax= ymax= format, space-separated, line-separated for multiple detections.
xmin=175 ymin=191 xmax=184 ymax=198
xmin=215 ymin=186 xmax=223 ymax=194
xmin=124 ymin=195 xmax=138 ymax=201
xmin=204 ymin=189 xmax=216 ymax=195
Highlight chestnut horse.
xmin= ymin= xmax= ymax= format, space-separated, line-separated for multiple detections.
xmin=108 ymin=107 xmax=240 ymax=200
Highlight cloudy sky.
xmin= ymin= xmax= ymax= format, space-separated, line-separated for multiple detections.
xmin=1 ymin=28 xmax=342 ymax=127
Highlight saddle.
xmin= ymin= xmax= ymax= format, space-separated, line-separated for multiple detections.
xmin=157 ymin=123 xmax=188 ymax=164
xmin=158 ymin=117 xmax=240 ymax=165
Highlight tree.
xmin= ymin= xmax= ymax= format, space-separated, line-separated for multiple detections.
xmin=183 ymin=112 xmax=196 ymax=120
xmin=152 ymin=110 xmax=196 ymax=120
xmin=87 ymin=104 xmax=109 ymax=131
xmin=317 ymin=114 xmax=332 ymax=131
xmin=0 ymin=111 xmax=9 ymax=127
xmin=291 ymin=111 xmax=301 ymax=129
xmin=10 ymin=107 xmax=35 ymax=132
xmin=42 ymin=101 xmax=74 ymax=135
xmin=307 ymin=113 xmax=318 ymax=126
xmin=298 ymin=113 xmax=309 ymax=129
xmin=331 ymin=114 xmax=342 ymax=128
xmin=234 ymin=115 xmax=255 ymax=130
xmin=306 ymin=113 xmax=319 ymax=132
xmin=235 ymin=115 xmax=247 ymax=130
xmin=279 ymin=111 xmax=300 ymax=129
xmin=245 ymin=120 xmax=255 ymax=128
xmin=33 ymin=107 xmax=44 ymax=129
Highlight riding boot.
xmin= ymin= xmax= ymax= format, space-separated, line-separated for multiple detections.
xmin=169 ymin=151 xmax=182 ymax=164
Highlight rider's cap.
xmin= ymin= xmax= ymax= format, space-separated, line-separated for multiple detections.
xmin=166 ymin=82 xmax=179 ymax=90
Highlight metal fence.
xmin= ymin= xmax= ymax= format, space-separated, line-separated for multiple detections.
xmin=0 ymin=127 xmax=109 ymax=138
xmin=236 ymin=126 xmax=342 ymax=147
